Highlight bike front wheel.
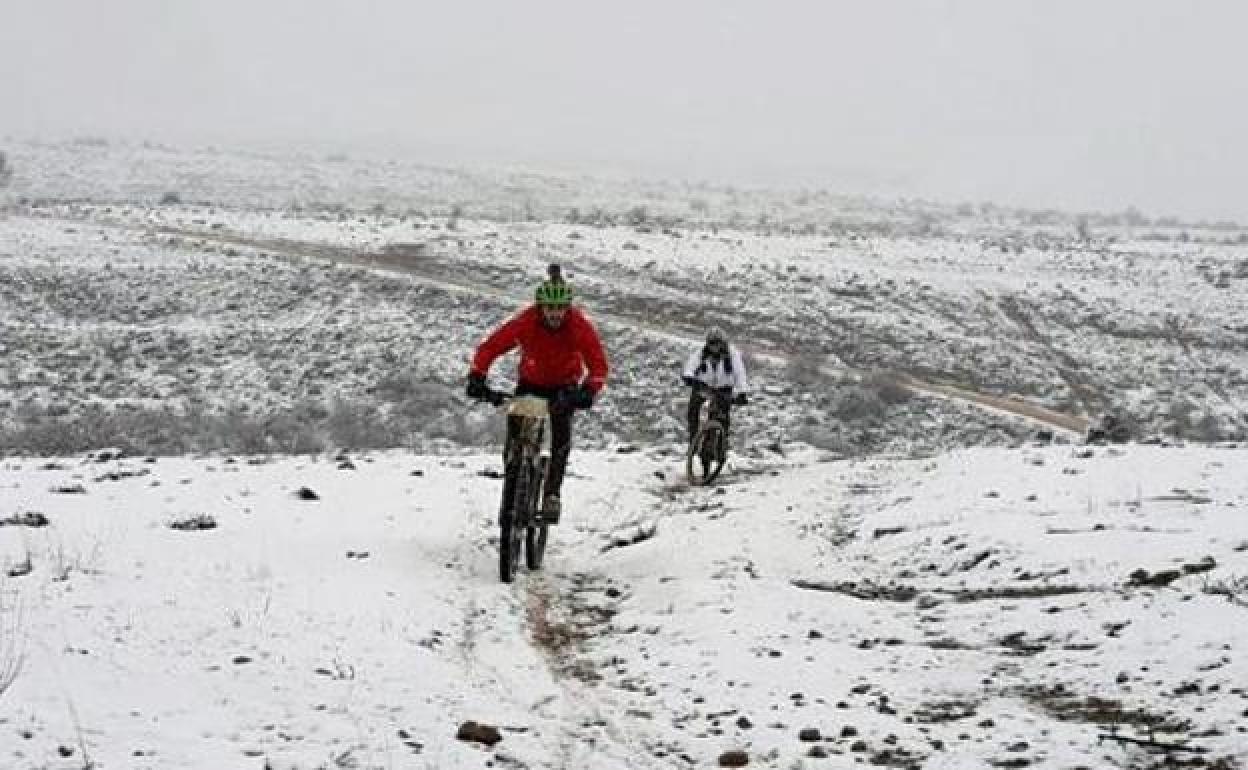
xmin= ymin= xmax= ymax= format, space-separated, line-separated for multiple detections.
xmin=686 ymin=425 xmax=726 ymax=485
xmin=499 ymin=458 xmax=528 ymax=583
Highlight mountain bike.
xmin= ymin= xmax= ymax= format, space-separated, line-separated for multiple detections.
xmin=686 ymin=386 xmax=735 ymax=486
xmin=475 ymin=387 xmax=552 ymax=583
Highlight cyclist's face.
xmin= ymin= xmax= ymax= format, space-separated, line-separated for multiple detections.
xmin=539 ymin=303 xmax=569 ymax=328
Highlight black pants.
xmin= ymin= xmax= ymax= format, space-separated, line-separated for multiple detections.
xmin=687 ymin=386 xmax=732 ymax=439
xmin=506 ymin=382 xmax=575 ymax=499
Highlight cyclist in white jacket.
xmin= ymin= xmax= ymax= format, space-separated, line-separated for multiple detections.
xmin=681 ymin=327 xmax=750 ymax=445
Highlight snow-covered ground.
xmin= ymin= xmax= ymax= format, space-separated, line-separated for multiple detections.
xmin=1 ymin=444 xmax=1246 ymax=769
xmin=1 ymin=138 xmax=1248 ymax=768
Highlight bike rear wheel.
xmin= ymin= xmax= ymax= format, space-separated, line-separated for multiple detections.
xmin=686 ymin=424 xmax=726 ymax=485
xmin=525 ymin=456 xmax=550 ymax=570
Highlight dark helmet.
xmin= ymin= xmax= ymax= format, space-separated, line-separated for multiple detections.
xmin=704 ymin=327 xmax=728 ymax=357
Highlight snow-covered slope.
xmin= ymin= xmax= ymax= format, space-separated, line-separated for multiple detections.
xmin=2 ymin=138 xmax=1247 ymax=770
xmin=2 ymin=444 xmax=1246 ymax=768
xmin=3 ymin=139 xmax=1245 ymax=453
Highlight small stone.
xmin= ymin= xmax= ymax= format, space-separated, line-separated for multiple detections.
xmin=718 ymin=749 xmax=749 ymax=767
xmin=798 ymin=727 xmax=821 ymax=742
xmin=456 ymin=720 xmax=502 ymax=747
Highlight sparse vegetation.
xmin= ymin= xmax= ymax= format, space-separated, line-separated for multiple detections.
xmin=1 ymin=140 xmax=1244 ymax=463
xmin=1202 ymin=574 xmax=1248 ymax=607
xmin=0 ymin=591 xmax=24 ymax=700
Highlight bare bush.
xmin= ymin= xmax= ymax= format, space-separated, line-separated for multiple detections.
xmin=326 ymin=398 xmax=400 ymax=450
xmin=0 ymin=589 xmax=24 ymax=700
xmin=1202 ymin=574 xmax=1248 ymax=608
xmin=215 ymin=406 xmax=278 ymax=454
xmin=793 ymin=422 xmax=855 ymax=454
xmin=1166 ymin=398 xmax=1234 ymax=443
xmin=0 ymin=151 xmax=11 ymax=187
xmin=832 ymin=385 xmax=889 ymax=422
xmin=427 ymin=408 xmax=497 ymax=448
xmin=864 ymin=370 xmax=915 ymax=406
xmin=784 ymin=354 xmax=829 ymax=387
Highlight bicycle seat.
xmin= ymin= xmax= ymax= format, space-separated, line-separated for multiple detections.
xmin=508 ymin=395 xmax=550 ymax=419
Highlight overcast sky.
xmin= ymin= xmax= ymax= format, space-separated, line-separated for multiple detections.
xmin=3 ymin=1 xmax=1246 ymax=220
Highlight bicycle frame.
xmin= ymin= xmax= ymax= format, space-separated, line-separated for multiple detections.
xmin=506 ymin=396 xmax=549 ymax=462
xmin=699 ymin=388 xmax=732 ymax=434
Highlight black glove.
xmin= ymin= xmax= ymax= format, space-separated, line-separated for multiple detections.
xmin=465 ymin=372 xmax=489 ymax=401
xmin=682 ymin=376 xmax=697 ymax=388
xmin=733 ymin=393 xmax=749 ymax=406
xmin=571 ymin=384 xmax=595 ymax=410
xmin=552 ymin=385 xmax=592 ymax=411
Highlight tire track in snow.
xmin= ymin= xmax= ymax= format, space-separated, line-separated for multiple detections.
xmin=441 ymin=476 xmax=668 ymax=768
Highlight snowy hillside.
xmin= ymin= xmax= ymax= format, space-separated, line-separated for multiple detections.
xmin=1 ymin=444 xmax=1246 ymax=769
xmin=2 ymin=139 xmax=1246 ymax=457
xmin=1 ymin=139 xmax=1247 ymax=769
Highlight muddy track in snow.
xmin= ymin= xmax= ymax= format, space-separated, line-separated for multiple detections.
xmin=33 ymin=213 xmax=1091 ymax=437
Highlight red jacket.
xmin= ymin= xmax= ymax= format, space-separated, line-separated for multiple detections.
xmin=471 ymin=305 xmax=609 ymax=394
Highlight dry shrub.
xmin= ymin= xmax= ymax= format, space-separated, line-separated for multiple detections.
xmin=0 ymin=592 xmax=24 ymax=700
xmin=833 ymin=386 xmax=888 ymax=421
xmin=865 ymin=370 xmax=914 ymax=406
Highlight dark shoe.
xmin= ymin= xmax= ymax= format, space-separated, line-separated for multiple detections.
xmin=541 ymin=495 xmax=561 ymax=525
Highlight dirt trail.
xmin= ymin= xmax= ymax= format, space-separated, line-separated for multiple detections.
xmin=895 ymin=375 xmax=1088 ymax=433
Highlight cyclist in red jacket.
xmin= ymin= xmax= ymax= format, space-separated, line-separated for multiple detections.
xmin=466 ymin=265 xmax=609 ymax=523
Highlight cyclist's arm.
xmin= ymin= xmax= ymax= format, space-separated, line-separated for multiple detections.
xmin=681 ymin=349 xmax=702 ymax=384
xmin=574 ymin=314 xmax=609 ymax=394
xmin=729 ymin=346 xmax=750 ymax=395
xmin=470 ymin=311 xmax=526 ymax=377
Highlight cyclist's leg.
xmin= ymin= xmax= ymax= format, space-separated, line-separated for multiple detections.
xmin=687 ymin=388 xmax=705 ymax=442
xmin=546 ymin=406 xmax=573 ymax=495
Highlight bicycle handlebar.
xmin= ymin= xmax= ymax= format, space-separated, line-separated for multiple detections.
xmin=478 ymin=386 xmax=511 ymax=407
xmin=472 ymin=384 xmax=592 ymax=411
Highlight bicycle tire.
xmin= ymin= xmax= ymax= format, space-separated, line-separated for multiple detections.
xmin=525 ymin=456 xmax=550 ymax=570
xmin=686 ymin=424 xmax=723 ymax=485
xmin=499 ymin=458 xmax=527 ymax=583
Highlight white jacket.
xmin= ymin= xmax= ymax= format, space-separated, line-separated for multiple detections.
xmin=683 ymin=345 xmax=750 ymax=395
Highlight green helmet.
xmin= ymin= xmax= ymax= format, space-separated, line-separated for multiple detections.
xmin=535 ymin=264 xmax=573 ymax=307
